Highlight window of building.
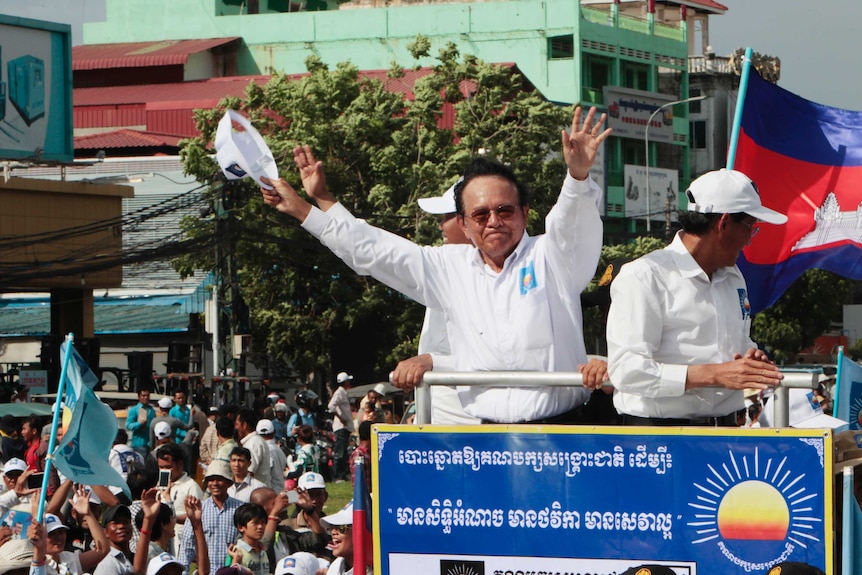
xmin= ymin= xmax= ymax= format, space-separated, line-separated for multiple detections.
xmin=548 ymin=35 xmax=574 ymax=60
xmin=690 ymin=120 xmax=707 ymax=149
xmin=622 ymin=61 xmax=649 ymax=91
xmin=583 ymin=54 xmax=612 ymax=90
xmin=622 ymin=139 xmax=645 ymax=166
xmin=689 ymin=88 xmax=703 ymax=114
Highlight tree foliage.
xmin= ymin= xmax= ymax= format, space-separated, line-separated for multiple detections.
xmin=751 ymin=269 xmax=850 ymax=363
xmin=176 ymin=37 xmax=571 ymax=384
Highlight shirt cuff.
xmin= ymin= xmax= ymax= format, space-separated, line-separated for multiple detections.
xmin=429 ymin=353 xmax=455 ymax=372
xmin=560 ymin=171 xmax=601 ymax=203
xmin=300 ymin=205 xmax=330 ymax=237
xmin=660 ymin=363 xmax=690 ymax=396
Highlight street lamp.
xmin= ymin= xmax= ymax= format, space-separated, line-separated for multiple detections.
xmin=644 ymin=94 xmax=707 ymax=233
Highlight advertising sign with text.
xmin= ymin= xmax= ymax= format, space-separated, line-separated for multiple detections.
xmin=373 ymin=426 xmax=833 ymax=575
xmin=603 ymin=86 xmax=677 ymax=143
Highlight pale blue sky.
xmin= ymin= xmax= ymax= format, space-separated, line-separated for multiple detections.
xmin=0 ymin=0 xmax=857 ymax=109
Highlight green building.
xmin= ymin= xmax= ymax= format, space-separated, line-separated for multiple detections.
xmin=84 ymin=0 xmax=728 ymax=239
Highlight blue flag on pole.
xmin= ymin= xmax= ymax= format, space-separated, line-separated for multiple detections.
xmin=835 ymin=352 xmax=862 ymax=430
xmin=53 ymin=342 xmax=130 ymax=498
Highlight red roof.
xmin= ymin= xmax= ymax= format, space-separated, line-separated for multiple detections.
xmin=73 ymin=38 xmax=241 ymax=71
xmin=679 ymin=0 xmax=728 ymax=14
xmin=74 ymin=129 xmax=183 ymax=150
xmin=74 ymin=75 xmax=271 ymax=107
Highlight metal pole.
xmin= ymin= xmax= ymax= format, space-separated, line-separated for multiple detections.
xmin=644 ymin=94 xmax=707 ymax=233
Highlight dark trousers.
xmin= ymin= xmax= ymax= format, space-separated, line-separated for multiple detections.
xmin=333 ymin=428 xmax=351 ymax=480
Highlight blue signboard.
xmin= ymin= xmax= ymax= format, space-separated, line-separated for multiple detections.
xmin=373 ymin=426 xmax=833 ymax=575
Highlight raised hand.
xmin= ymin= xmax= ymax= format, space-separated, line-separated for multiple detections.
xmin=562 ymin=106 xmax=612 ymax=181
xmin=293 ymin=145 xmax=334 ymax=207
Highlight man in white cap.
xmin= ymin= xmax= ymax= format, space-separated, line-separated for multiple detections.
xmin=319 ymin=502 xmax=371 ymax=575
xmin=608 ymin=168 xmax=787 ymax=426
xmin=256 ymin=419 xmax=286 ymax=492
xmin=328 ymin=373 xmax=354 ymax=482
xmin=273 ymin=552 xmax=319 ymax=575
xmin=0 ymin=460 xmax=34 ymax=517
xmin=391 ymin=184 xmax=481 ymax=425
xmin=148 ymin=398 xmax=191 ymax=451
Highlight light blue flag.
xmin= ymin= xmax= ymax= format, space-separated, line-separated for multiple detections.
xmin=52 ymin=342 xmax=130 ymax=498
xmin=835 ymin=352 xmax=862 ymax=431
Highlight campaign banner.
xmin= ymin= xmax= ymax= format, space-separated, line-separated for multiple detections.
xmin=602 ymin=86 xmax=676 ymax=143
xmin=372 ymin=426 xmax=833 ymax=575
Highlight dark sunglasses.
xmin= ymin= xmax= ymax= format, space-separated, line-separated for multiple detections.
xmin=333 ymin=524 xmax=352 ymax=534
xmin=464 ymin=204 xmax=518 ymax=225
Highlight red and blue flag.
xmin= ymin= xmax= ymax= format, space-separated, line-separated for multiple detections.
xmin=353 ymin=458 xmax=373 ymax=571
xmin=735 ymin=70 xmax=862 ymax=313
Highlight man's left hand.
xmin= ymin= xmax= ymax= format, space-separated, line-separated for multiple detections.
xmin=563 ymin=106 xmax=612 ymax=181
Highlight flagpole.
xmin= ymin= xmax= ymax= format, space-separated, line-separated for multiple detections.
xmin=842 ymin=466 xmax=854 ymax=575
xmin=726 ymin=46 xmax=754 ymax=169
xmin=353 ymin=458 xmax=368 ymax=574
xmin=835 ymin=345 xmax=846 ymax=420
xmin=36 ymin=333 xmax=75 ymax=523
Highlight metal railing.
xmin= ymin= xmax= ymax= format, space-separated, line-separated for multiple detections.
xmin=409 ymin=370 xmax=819 ymax=426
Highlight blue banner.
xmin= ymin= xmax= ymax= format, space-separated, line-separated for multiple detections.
xmin=373 ymin=426 xmax=833 ymax=575
xmin=835 ymin=353 xmax=862 ymax=430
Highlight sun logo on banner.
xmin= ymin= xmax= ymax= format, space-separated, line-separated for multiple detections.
xmin=687 ymin=446 xmax=822 ymax=569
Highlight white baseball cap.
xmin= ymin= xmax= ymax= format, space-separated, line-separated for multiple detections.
xmin=320 ymin=501 xmax=353 ymax=530
xmin=2 ymin=459 xmax=26 ymax=475
xmin=759 ymin=388 xmax=848 ymax=429
xmin=154 ymin=421 xmax=172 ymax=439
xmin=336 ymin=372 xmax=353 ymax=384
xmin=44 ymin=514 xmax=69 ymax=534
xmin=417 ymin=183 xmax=457 ymax=215
xmin=297 ymin=471 xmax=326 ymax=490
xmin=146 ymin=552 xmax=183 ymax=575
xmin=157 ymin=397 xmax=173 ymax=410
xmin=685 ymin=168 xmax=787 ymax=225
xmin=215 ymin=110 xmax=278 ymax=190
xmin=274 ymin=552 xmax=319 ymax=575
xmin=256 ymin=419 xmax=274 ymax=435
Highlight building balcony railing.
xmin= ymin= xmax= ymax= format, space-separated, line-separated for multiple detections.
xmin=581 ymin=6 xmax=684 ymax=42
xmin=688 ymin=54 xmax=736 ymax=75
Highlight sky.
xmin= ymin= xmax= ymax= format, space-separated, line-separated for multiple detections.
xmin=0 ymin=0 xmax=859 ymax=110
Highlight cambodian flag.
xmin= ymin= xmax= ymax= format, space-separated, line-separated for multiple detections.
xmin=734 ymin=70 xmax=862 ymax=313
xmin=353 ymin=458 xmax=373 ymax=572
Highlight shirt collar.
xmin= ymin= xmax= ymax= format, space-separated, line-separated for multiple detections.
xmin=668 ymin=231 xmax=710 ymax=280
xmin=469 ymin=229 xmax=531 ymax=271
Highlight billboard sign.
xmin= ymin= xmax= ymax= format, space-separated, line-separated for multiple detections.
xmin=0 ymin=15 xmax=73 ymax=163
xmin=624 ymin=163 xmax=679 ymax=222
xmin=373 ymin=426 xmax=833 ymax=575
xmin=603 ymin=86 xmax=677 ymax=143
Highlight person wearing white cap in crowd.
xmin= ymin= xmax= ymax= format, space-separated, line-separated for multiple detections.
xmin=271 ymin=404 xmax=290 ymax=444
xmin=256 ymin=420 xmax=287 ymax=493
xmin=319 ymin=502 xmax=371 ymax=575
xmin=149 ymin=398 xmax=188 ymax=452
xmin=27 ymin=488 xmax=110 ymax=575
xmin=263 ymin=110 xmax=612 ymax=424
xmin=0 ymin=460 xmax=35 ymax=516
xmin=387 ymin=183 xmax=482 ymax=425
xmin=178 ymin=460 xmax=241 ymax=575
xmin=273 ymin=552 xmax=319 ymax=575
xmin=328 ymin=373 xmax=354 ymax=482
xmin=608 ymin=168 xmax=787 ymax=426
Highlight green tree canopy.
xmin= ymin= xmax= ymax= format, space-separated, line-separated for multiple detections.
xmin=176 ymin=37 xmax=573 ymax=385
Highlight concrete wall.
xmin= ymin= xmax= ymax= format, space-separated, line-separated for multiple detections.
xmin=87 ymin=0 xmax=688 ymax=106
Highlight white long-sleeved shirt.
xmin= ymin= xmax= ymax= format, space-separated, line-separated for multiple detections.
xmin=607 ymin=232 xmax=756 ymax=419
xmin=302 ymin=173 xmax=603 ymax=422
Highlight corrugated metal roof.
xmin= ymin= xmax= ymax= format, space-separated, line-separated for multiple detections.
xmin=0 ymin=295 xmax=193 ymax=337
xmin=73 ymin=38 xmax=242 ymax=71
xmin=74 ymin=76 xmax=270 ymax=107
xmin=75 ymin=129 xmax=183 ymax=150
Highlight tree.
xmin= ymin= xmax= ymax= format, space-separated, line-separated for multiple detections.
xmin=176 ymin=37 xmax=572 ymax=385
xmin=751 ymin=269 xmax=851 ymax=363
